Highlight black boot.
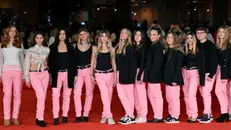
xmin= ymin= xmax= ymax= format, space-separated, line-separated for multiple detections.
xmin=74 ymin=117 xmax=82 ymax=123
xmin=216 ymin=113 xmax=230 ymax=123
xmin=83 ymin=116 xmax=88 ymax=122
xmin=36 ymin=120 xmax=47 ymax=127
xmin=53 ymin=118 xmax=59 ymax=125
xmin=62 ymin=117 xmax=68 ymax=123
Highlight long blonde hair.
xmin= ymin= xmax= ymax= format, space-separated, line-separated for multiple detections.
xmin=97 ymin=29 xmax=113 ymax=56
xmin=185 ymin=33 xmax=197 ymax=55
xmin=77 ymin=28 xmax=93 ymax=44
xmin=228 ymin=27 xmax=231 ymax=44
xmin=116 ymin=28 xmax=133 ymax=54
xmin=216 ymin=26 xmax=229 ymax=50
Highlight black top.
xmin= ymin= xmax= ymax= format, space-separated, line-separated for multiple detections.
xmin=198 ymin=40 xmax=218 ymax=78
xmin=75 ymin=45 xmax=92 ymax=66
xmin=116 ymin=53 xmax=122 ymax=71
xmin=136 ymin=44 xmax=147 ymax=80
xmin=116 ymin=45 xmax=137 ymax=84
xmin=96 ymin=52 xmax=112 ymax=70
xmin=48 ymin=43 xmax=76 ymax=88
xmin=57 ymin=52 xmax=69 ymax=70
xmin=217 ymin=48 xmax=231 ymax=79
xmin=144 ymin=43 xmax=164 ymax=83
xmin=183 ymin=51 xmax=198 ymax=68
xmin=164 ymin=48 xmax=184 ymax=86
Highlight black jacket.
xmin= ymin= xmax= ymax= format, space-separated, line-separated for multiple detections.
xmin=198 ymin=40 xmax=218 ymax=79
xmin=136 ymin=44 xmax=147 ymax=81
xmin=164 ymin=48 xmax=184 ymax=86
xmin=217 ymin=47 xmax=231 ymax=79
xmin=144 ymin=43 xmax=164 ymax=83
xmin=116 ymin=45 xmax=137 ymax=84
xmin=48 ymin=43 xmax=76 ymax=88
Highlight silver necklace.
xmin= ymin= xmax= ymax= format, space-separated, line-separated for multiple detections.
xmin=80 ymin=42 xmax=90 ymax=47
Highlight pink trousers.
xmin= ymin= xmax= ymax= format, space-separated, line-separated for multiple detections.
xmin=52 ymin=72 xmax=72 ymax=118
xmin=199 ymin=73 xmax=215 ymax=115
xmin=215 ymin=66 xmax=228 ymax=114
xmin=182 ymin=69 xmax=199 ymax=119
xmin=117 ymin=73 xmax=135 ymax=118
xmin=74 ymin=68 xmax=94 ymax=117
xmin=227 ymin=80 xmax=231 ymax=114
xmin=30 ymin=71 xmax=49 ymax=120
xmin=134 ymin=70 xmax=148 ymax=118
xmin=165 ymin=85 xmax=180 ymax=119
xmin=2 ymin=70 xmax=23 ymax=120
xmin=147 ymin=83 xmax=163 ymax=119
xmin=95 ymin=72 xmax=114 ymax=118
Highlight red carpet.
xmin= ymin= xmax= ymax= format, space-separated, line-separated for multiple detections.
xmin=0 ymin=86 xmax=230 ymax=130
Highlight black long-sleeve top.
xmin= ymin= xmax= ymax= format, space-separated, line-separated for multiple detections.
xmin=116 ymin=45 xmax=137 ymax=84
xmin=198 ymin=40 xmax=218 ymax=79
xmin=164 ymin=48 xmax=184 ymax=86
xmin=144 ymin=42 xmax=164 ymax=83
xmin=217 ymin=47 xmax=231 ymax=79
xmin=136 ymin=44 xmax=147 ymax=80
xmin=48 ymin=43 xmax=76 ymax=88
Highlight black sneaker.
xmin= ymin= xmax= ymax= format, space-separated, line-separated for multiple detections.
xmin=164 ymin=115 xmax=172 ymax=122
xmin=165 ymin=117 xmax=180 ymax=124
xmin=53 ymin=118 xmax=59 ymax=125
xmin=147 ymin=118 xmax=163 ymax=123
xmin=74 ymin=117 xmax=82 ymax=123
xmin=120 ymin=116 xmax=136 ymax=125
xmin=118 ymin=116 xmax=126 ymax=124
xmin=197 ymin=114 xmax=213 ymax=121
xmin=199 ymin=114 xmax=211 ymax=124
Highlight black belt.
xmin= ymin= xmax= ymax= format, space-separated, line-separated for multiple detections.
xmin=29 ymin=68 xmax=48 ymax=72
xmin=77 ymin=64 xmax=91 ymax=69
xmin=95 ymin=69 xmax=114 ymax=74
xmin=184 ymin=66 xmax=198 ymax=70
xmin=58 ymin=69 xmax=68 ymax=72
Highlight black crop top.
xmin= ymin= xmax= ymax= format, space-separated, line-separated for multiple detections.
xmin=76 ymin=45 xmax=92 ymax=66
xmin=96 ymin=52 xmax=112 ymax=70
xmin=57 ymin=52 xmax=69 ymax=70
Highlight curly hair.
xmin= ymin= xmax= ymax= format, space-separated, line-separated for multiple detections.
xmin=1 ymin=25 xmax=22 ymax=48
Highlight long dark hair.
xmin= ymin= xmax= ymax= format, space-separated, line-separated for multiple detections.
xmin=30 ymin=31 xmax=47 ymax=47
xmin=54 ymin=29 xmax=69 ymax=46
xmin=133 ymin=29 xmax=146 ymax=51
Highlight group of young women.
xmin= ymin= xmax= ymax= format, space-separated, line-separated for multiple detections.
xmin=1 ymin=25 xmax=231 ymax=127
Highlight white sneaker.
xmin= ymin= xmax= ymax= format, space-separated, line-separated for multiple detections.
xmin=135 ymin=117 xmax=147 ymax=123
xmin=118 ymin=116 xmax=126 ymax=124
xmin=108 ymin=117 xmax=115 ymax=125
xmin=100 ymin=117 xmax=107 ymax=124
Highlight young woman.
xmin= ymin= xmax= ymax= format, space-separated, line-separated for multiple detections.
xmin=182 ymin=33 xmax=202 ymax=123
xmin=144 ymin=27 xmax=164 ymax=123
xmin=0 ymin=25 xmax=24 ymax=126
xmin=24 ymin=32 xmax=50 ymax=127
xmin=133 ymin=29 xmax=148 ymax=123
xmin=73 ymin=28 xmax=94 ymax=123
xmin=196 ymin=27 xmax=217 ymax=124
xmin=90 ymin=29 xmax=116 ymax=125
xmin=116 ymin=28 xmax=137 ymax=125
xmin=48 ymin=29 xmax=76 ymax=125
xmin=164 ymin=32 xmax=184 ymax=123
xmin=214 ymin=26 xmax=230 ymax=123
